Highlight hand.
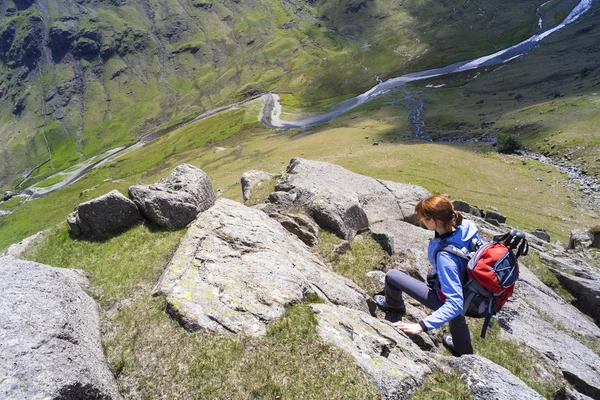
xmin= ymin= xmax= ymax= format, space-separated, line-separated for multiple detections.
xmin=393 ymin=321 xmax=424 ymax=335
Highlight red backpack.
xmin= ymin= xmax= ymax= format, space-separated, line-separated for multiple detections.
xmin=435 ymin=229 xmax=528 ymax=338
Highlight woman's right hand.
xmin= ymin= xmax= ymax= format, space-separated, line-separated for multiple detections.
xmin=393 ymin=321 xmax=424 ymax=335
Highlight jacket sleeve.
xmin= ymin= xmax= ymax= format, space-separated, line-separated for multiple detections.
xmin=421 ymin=252 xmax=464 ymax=331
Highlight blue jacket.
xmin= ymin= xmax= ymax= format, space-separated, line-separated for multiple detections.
xmin=421 ymin=220 xmax=481 ymax=331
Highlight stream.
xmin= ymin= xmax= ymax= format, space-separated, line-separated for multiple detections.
xmin=6 ymin=0 xmax=596 ymax=202
xmin=261 ymin=0 xmax=594 ymax=128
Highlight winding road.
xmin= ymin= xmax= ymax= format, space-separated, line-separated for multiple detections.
xmin=261 ymin=0 xmax=594 ymax=128
xmin=14 ymin=0 xmax=597 ymax=199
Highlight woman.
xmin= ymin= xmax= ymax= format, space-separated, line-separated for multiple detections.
xmin=374 ymin=195 xmax=481 ymax=355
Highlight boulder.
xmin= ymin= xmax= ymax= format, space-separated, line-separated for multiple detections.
xmin=445 ymin=355 xmax=545 ymax=400
xmin=67 ymin=190 xmax=143 ymax=239
xmin=452 ymin=200 xmax=471 ymax=213
xmin=530 ymin=228 xmax=550 ymax=242
xmin=268 ymin=158 xmax=431 ymax=238
xmin=538 ymin=251 xmax=600 ymax=324
xmin=129 ymin=164 xmax=216 ymax=230
xmin=154 ymin=199 xmax=369 ymax=336
xmin=369 ymin=219 xmax=433 ymax=279
xmin=469 ymin=205 xmax=483 ymax=218
xmin=269 ymin=212 xmax=319 ymax=246
xmin=311 ymin=303 xmax=432 ymax=399
xmin=240 ymin=170 xmax=277 ymax=203
xmin=568 ymin=230 xmax=594 ymax=250
xmin=484 ymin=210 xmax=507 ymax=224
xmin=333 ymin=240 xmax=351 ymax=255
xmin=0 ymin=257 xmax=120 ymax=399
xmin=1 ymin=230 xmax=47 ymax=259
xmin=366 ymin=270 xmax=386 ymax=293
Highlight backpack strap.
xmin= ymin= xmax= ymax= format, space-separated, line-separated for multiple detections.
xmin=480 ymin=296 xmax=498 ymax=338
xmin=434 ymin=244 xmax=470 ymax=261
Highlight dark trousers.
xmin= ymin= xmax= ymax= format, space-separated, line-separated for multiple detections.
xmin=385 ymin=269 xmax=474 ymax=355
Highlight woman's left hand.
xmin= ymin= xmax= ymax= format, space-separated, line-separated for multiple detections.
xmin=393 ymin=321 xmax=424 ymax=335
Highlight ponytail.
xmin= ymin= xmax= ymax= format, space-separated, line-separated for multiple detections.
xmin=454 ymin=210 xmax=463 ymax=227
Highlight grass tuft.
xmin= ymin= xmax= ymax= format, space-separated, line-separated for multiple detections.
xmin=410 ymin=371 xmax=471 ymax=400
xmin=521 ymin=252 xmax=576 ymax=303
xmin=317 ymin=230 xmax=391 ymax=293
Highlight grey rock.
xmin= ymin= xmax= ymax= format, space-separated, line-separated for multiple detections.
xmin=262 ymin=190 xmax=297 ymax=214
xmin=516 ymin=265 xmax=600 ymax=341
xmin=241 ymin=170 xmax=277 ymax=203
xmin=538 ymin=251 xmax=600 ymax=324
xmin=568 ymin=230 xmax=594 ymax=250
xmin=370 ymin=220 xmax=433 ymax=279
xmin=452 ymin=200 xmax=471 ymax=213
xmin=446 ymin=355 xmax=544 ymax=400
xmin=129 ymin=164 xmax=216 ymax=230
xmin=68 ymin=190 xmax=143 ymax=239
xmin=499 ymin=295 xmax=600 ymax=399
xmin=269 ymin=212 xmax=319 ymax=246
xmin=563 ymin=387 xmax=596 ymax=400
xmin=469 ymin=205 xmax=482 ymax=218
xmin=0 ymin=209 xmax=11 ymax=218
xmin=333 ymin=240 xmax=351 ymax=255
xmin=530 ymin=228 xmax=550 ymax=242
xmin=311 ymin=303 xmax=432 ymax=399
xmin=271 ymin=158 xmax=430 ymax=238
xmin=0 ymin=258 xmax=120 ymax=399
xmin=1 ymin=230 xmax=48 ymax=259
xmin=484 ymin=210 xmax=506 ymax=224
xmin=366 ymin=270 xmax=386 ymax=293
xmin=154 ymin=199 xmax=369 ymax=336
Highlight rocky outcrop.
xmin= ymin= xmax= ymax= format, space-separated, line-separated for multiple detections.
xmin=568 ymin=230 xmax=596 ymax=250
xmin=0 ymin=257 xmax=120 ymax=399
xmin=129 ymin=164 xmax=216 ymax=230
xmin=311 ymin=303 xmax=432 ymax=399
xmin=369 ymin=219 xmax=433 ymax=278
xmin=268 ymin=212 xmax=319 ymax=246
xmin=530 ymin=228 xmax=550 ymax=242
xmin=1 ymin=230 xmax=47 ymax=259
xmin=538 ymin=251 xmax=600 ymax=324
xmin=266 ymin=158 xmax=431 ymax=239
xmin=445 ymin=355 xmax=545 ymax=400
xmin=240 ymin=170 xmax=277 ymax=203
xmin=67 ymin=190 xmax=143 ymax=239
xmin=154 ymin=199 xmax=369 ymax=336
xmin=499 ymin=294 xmax=600 ymax=399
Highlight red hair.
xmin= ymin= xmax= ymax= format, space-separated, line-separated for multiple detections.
xmin=415 ymin=195 xmax=463 ymax=230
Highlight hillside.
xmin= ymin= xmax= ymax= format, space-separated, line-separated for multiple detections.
xmin=0 ymin=0 xmax=560 ymax=190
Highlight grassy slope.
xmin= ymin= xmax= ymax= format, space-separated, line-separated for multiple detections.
xmin=2 ymin=95 xmax=595 ymax=251
xmin=0 ymin=0 xmax=555 ymax=190
xmin=416 ymin=2 xmax=600 ymax=177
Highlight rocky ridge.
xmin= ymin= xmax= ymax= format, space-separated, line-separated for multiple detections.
xmin=2 ymin=158 xmax=600 ymax=399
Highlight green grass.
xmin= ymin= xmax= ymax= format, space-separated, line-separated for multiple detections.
xmin=34 ymin=174 xmax=66 ymax=188
xmin=521 ymin=252 xmax=576 ymax=303
xmin=24 ymin=222 xmax=379 ymax=399
xmin=410 ymin=371 xmax=471 ymax=400
xmin=317 ymin=230 xmax=392 ymax=294
xmin=244 ymin=176 xmax=279 ymax=206
xmin=25 ymin=223 xmax=186 ymax=305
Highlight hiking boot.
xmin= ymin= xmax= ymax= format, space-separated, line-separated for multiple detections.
xmin=373 ymin=295 xmax=405 ymax=313
xmin=442 ymin=335 xmax=460 ymax=356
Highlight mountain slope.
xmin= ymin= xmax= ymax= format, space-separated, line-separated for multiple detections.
xmin=0 ymin=0 xmax=555 ymax=190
